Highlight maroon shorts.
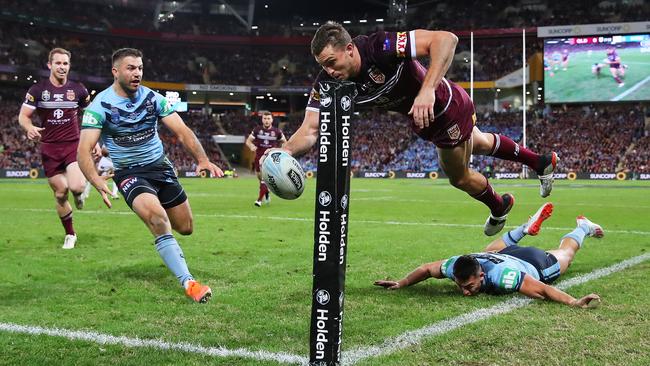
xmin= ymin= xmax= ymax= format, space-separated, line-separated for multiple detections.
xmin=253 ymin=149 xmax=267 ymax=172
xmin=413 ymin=82 xmax=476 ymax=149
xmin=41 ymin=141 xmax=79 ymax=178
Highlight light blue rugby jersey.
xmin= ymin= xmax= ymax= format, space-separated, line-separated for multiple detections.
xmin=81 ymin=85 xmax=175 ymax=170
xmin=440 ymin=253 xmax=540 ymax=294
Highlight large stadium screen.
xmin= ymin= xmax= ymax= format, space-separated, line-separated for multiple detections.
xmin=543 ymin=33 xmax=650 ymax=103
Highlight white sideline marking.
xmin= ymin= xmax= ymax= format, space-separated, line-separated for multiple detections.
xmin=13 ymin=208 xmax=650 ymax=236
xmin=342 ymin=252 xmax=650 ymax=365
xmin=0 ymin=322 xmax=309 ymax=365
xmin=611 ymin=75 xmax=650 ymax=101
xmin=1 ymin=253 xmax=648 ymax=365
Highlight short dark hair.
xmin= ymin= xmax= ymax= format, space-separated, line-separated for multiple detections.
xmin=112 ymin=48 xmax=143 ymax=66
xmin=453 ymin=255 xmax=481 ymax=282
xmin=311 ymin=21 xmax=352 ymax=56
xmin=261 ymin=111 xmax=273 ymax=117
xmin=48 ymin=48 xmax=71 ymax=63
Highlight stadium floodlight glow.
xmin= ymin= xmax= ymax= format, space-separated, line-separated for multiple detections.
xmin=359 ymin=19 xmax=367 ymax=23
xmin=313 ymin=22 xmax=319 ymax=26
xmin=264 ymin=4 xmax=268 ymax=8
xmin=304 ymin=93 xmax=309 ymax=97
xmin=376 ymin=18 xmax=384 ymax=22
xmin=24 ymin=43 xmax=28 ymax=47
xmin=192 ymin=91 xmax=197 ymax=95
xmin=267 ymin=93 xmax=272 ymax=96
xmin=496 ymin=88 xmax=501 ymax=92
xmin=251 ymin=25 xmax=258 ymax=30
xmin=256 ymin=96 xmax=265 ymax=99
xmin=343 ymin=20 xmax=351 ymax=24
xmin=168 ymin=13 xmax=174 ymax=19
xmin=229 ymin=92 xmax=234 ymax=96
xmin=526 ymin=91 xmax=530 ymax=95
xmin=300 ymin=23 xmax=304 ymax=26
xmin=538 ymin=87 xmax=543 ymax=90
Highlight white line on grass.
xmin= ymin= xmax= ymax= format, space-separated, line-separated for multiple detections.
xmin=342 ymin=252 xmax=650 ymax=365
xmin=13 ymin=208 xmax=650 ymax=236
xmin=611 ymin=75 xmax=650 ymax=101
xmin=1 ymin=253 xmax=648 ymax=365
xmin=0 ymin=322 xmax=309 ymax=365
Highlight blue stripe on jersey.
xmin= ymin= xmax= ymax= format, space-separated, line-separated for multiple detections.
xmin=82 ymin=85 xmax=174 ymax=170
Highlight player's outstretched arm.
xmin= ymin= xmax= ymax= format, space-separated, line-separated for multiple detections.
xmin=245 ymin=134 xmax=257 ymax=152
xmin=161 ymin=112 xmax=224 ymax=178
xmin=408 ymin=30 xmax=458 ymax=129
xmin=374 ymin=260 xmax=446 ymax=290
xmin=283 ymin=109 xmax=319 ymax=157
xmin=518 ymin=275 xmax=601 ymax=308
xmin=78 ymin=129 xmax=113 ymax=208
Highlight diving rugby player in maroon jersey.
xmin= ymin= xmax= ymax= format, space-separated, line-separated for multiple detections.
xmin=270 ymin=22 xmax=558 ymax=236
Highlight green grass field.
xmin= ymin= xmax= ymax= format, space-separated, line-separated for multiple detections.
xmin=1 ymin=178 xmax=649 ymax=365
xmin=544 ymin=48 xmax=650 ymax=103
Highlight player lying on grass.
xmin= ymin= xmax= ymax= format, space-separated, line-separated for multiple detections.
xmin=375 ymin=203 xmax=604 ymax=308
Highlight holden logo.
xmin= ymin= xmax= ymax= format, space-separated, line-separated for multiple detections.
xmin=320 ymin=93 xmax=332 ymax=107
xmin=316 ymin=289 xmax=330 ymax=305
xmin=318 ymin=191 xmax=332 ymax=206
xmin=53 ymin=109 xmax=64 ymax=119
xmin=271 ymin=152 xmax=282 ymax=164
xmin=341 ymin=194 xmax=348 ymax=209
xmin=341 ymin=96 xmax=351 ymax=111
xmin=320 ymin=83 xmax=331 ymax=92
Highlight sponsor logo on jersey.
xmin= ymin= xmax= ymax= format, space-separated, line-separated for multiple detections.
xmin=396 ymin=31 xmax=407 ymax=58
xmin=25 ymin=93 xmax=35 ymax=103
xmin=66 ymin=89 xmax=75 ymax=101
xmin=447 ymin=123 xmax=461 ymax=141
xmin=499 ymin=268 xmax=520 ymax=290
xmin=368 ymin=66 xmax=386 ymax=84
xmin=42 ymin=90 xmax=51 ymax=101
xmin=53 ymin=109 xmax=64 ymax=119
xmin=53 ymin=93 xmax=64 ymax=102
xmin=82 ymin=112 xmax=99 ymax=126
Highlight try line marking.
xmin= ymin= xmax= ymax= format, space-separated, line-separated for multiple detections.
xmin=1 ymin=253 xmax=648 ymax=365
xmin=12 ymin=207 xmax=650 ymax=236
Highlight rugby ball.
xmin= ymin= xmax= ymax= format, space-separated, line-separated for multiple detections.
xmin=261 ymin=150 xmax=306 ymax=200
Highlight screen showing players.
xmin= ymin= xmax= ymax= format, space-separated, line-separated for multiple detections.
xmin=544 ymin=33 xmax=650 ymax=103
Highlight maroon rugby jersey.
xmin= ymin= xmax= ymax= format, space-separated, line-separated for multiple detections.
xmin=307 ymin=30 xmax=454 ymax=117
xmin=250 ymin=126 xmax=285 ymax=152
xmin=23 ymin=79 xmax=90 ymax=143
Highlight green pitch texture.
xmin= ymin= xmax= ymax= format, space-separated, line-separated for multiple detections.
xmin=1 ymin=178 xmax=649 ymax=365
xmin=544 ymin=48 xmax=650 ymax=103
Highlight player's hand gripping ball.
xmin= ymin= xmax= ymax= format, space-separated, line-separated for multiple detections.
xmin=261 ymin=150 xmax=306 ymax=200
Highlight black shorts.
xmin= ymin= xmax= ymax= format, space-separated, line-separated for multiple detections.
xmin=113 ymin=157 xmax=187 ymax=210
xmin=498 ymin=245 xmax=561 ymax=284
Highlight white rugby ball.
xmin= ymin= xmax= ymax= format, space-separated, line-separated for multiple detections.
xmin=261 ymin=150 xmax=306 ymax=200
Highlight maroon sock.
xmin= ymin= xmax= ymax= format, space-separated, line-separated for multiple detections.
xmin=60 ymin=212 xmax=75 ymax=235
xmin=614 ymin=76 xmax=622 ymax=83
xmin=471 ymin=180 xmax=504 ymax=216
xmin=490 ymin=133 xmax=541 ymax=172
xmin=257 ymin=182 xmax=268 ymax=201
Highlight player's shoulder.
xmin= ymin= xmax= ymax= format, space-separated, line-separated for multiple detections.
xmin=440 ymin=255 xmax=460 ymax=279
xmin=487 ymin=264 xmax=524 ymax=291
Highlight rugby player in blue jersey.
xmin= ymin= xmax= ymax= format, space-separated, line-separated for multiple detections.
xmin=375 ymin=203 xmax=603 ymax=308
xmin=77 ymin=48 xmax=223 ymax=303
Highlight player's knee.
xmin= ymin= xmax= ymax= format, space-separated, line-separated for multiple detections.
xmin=147 ymin=212 xmax=171 ymax=233
xmin=449 ymin=175 xmax=471 ymax=189
xmin=175 ymin=219 xmax=193 ymax=235
xmin=54 ymin=190 xmax=69 ymax=203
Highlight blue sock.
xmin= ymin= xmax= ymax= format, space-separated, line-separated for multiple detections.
xmin=502 ymin=224 xmax=526 ymax=247
xmin=561 ymin=224 xmax=589 ymax=248
xmin=155 ymin=234 xmax=193 ymax=287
